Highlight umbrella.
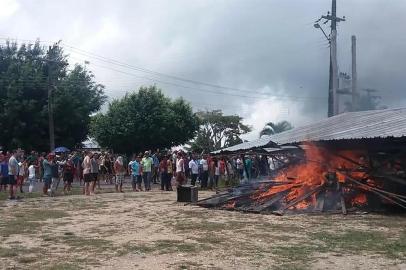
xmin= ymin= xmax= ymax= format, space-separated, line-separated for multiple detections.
xmin=54 ymin=146 xmax=70 ymax=153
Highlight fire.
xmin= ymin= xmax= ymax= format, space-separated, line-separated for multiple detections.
xmin=251 ymin=143 xmax=372 ymax=211
xmin=201 ymin=143 xmax=406 ymax=214
xmin=223 ymin=200 xmax=236 ymax=209
xmin=293 ymin=200 xmax=310 ymax=209
xmin=352 ymin=193 xmax=367 ymax=206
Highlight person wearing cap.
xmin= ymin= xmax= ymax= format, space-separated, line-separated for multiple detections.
xmin=114 ymin=156 xmax=125 ymax=192
xmin=141 ymin=151 xmax=153 ymax=191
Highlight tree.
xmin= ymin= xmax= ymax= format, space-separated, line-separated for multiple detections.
xmin=53 ymin=65 xmax=106 ymax=148
xmin=90 ymin=86 xmax=199 ymax=153
xmin=0 ymin=40 xmax=106 ymax=150
xmin=188 ymin=110 xmax=252 ymax=153
xmin=259 ymin=121 xmax=293 ymax=137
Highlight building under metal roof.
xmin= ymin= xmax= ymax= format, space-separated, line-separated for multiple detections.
xmin=271 ymin=108 xmax=406 ymax=145
xmin=213 ymin=108 xmax=406 ymax=154
xmin=212 ymin=135 xmax=276 ymax=154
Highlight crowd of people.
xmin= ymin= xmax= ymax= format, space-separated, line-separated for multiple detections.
xmin=0 ymin=148 xmax=272 ymax=200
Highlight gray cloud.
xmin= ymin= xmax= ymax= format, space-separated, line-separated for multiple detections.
xmin=1 ymin=0 xmax=405 ymax=137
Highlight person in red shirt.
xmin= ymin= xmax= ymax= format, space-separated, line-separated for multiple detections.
xmin=63 ymin=158 xmax=75 ymax=193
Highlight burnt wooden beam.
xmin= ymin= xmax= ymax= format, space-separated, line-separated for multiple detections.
xmin=272 ymin=185 xmax=324 ymax=215
xmin=342 ymin=173 xmax=406 ymax=210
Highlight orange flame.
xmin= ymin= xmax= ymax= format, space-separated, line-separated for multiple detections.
xmin=223 ymin=200 xmax=236 ymax=209
xmin=352 ymin=193 xmax=367 ymax=206
xmin=249 ymin=143 xmax=371 ymax=210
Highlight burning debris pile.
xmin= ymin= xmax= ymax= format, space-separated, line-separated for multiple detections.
xmin=198 ymin=145 xmax=406 ymax=215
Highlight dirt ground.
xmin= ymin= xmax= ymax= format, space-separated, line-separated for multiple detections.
xmin=0 ymin=187 xmax=405 ymax=270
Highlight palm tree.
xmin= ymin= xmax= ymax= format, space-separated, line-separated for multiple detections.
xmin=259 ymin=121 xmax=293 ymax=137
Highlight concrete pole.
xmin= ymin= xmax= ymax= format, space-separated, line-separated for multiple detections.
xmin=351 ymin=35 xmax=358 ymax=111
xmin=331 ymin=0 xmax=339 ymax=116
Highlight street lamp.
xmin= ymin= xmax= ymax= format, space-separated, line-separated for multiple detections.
xmin=314 ymin=22 xmax=330 ymax=43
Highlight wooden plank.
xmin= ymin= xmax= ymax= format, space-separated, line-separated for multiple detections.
xmin=343 ymin=173 xmax=406 ymax=210
xmin=272 ymin=185 xmax=324 ymax=215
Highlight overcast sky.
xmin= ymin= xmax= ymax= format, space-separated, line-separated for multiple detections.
xmin=1 ymin=0 xmax=405 ymax=139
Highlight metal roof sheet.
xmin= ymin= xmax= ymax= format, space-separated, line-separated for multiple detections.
xmin=270 ymin=108 xmax=406 ymax=145
xmin=212 ymin=135 xmax=275 ymax=154
xmin=213 ymin=108 xmax=406 ymax=154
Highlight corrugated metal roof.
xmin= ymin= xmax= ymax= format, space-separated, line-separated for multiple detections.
xmin=213 ymin=108 xmax=406 ymax=154
xmin=212 ymin=135 xmax=276 ymax=154
xmin=270 ymin=108 xmax=406 ymax=145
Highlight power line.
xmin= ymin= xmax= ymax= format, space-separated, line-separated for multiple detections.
xmin=0 ymin=37 xmax=327 ymax=101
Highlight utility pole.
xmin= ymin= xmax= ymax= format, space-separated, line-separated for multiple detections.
xmin=351 ymin=35 xmax=357 ymax=111
xmin=47 ymin=46 xmax=55 ymax=152
xmin=315 ymin=0 xmax=345 ymax=117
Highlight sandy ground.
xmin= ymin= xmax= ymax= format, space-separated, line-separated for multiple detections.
xmin=0 ymin=186 xmax=405 ymax=270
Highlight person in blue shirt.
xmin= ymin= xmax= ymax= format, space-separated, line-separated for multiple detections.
xmin=42 ymin=153 xmax=55 ymax=196
xmin=152 ymin=152 xmax=160 ymax=184
xmin=0 ymin=154 xmax=9 ymax=192
xmin=130 ymin=155 xmax=142 ymax=191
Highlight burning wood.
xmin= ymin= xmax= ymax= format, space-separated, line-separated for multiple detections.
xmin=198 ymin=144 xmax=406 ymax=215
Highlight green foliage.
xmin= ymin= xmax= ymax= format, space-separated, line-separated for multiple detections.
xmin=259 ymin=120 xmax=293 ymax=137
xmin=90 ymin=86 xmax=199 ymax=153
xmin=53 ymin=65 xmax=106 ymax=148
xmin=0 ymin=40 xmax=106 ymax=150
xmin=189 ymin=110 xmax=251 ymax=153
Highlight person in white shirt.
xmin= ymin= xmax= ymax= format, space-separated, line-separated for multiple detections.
xmin=28 ymin=162 xmax=36 ymax=193
xmin=82 ymin=151 xmax=92 ymax=196
xmin=17 ymin=160 xmax=27 ymax=193
xmin=236 ymin=157 xmax=244 ymax=180
xmin=199 ymin=155 xmax=209 ymax=189
xmin=188 ymin=156 xmax=199 ymax=186
xmin=175 ymin=152 xmax=186 ymax=186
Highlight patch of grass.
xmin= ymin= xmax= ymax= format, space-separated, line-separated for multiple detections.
xmin=13 ymin=208 xmax=69 ymax=222
xmin=273 ymin=245 xmax=316 ymax=262
xmin=192 ymin=234 xmax=227 ymax=245
xmin=0 ymin=209 xmax=69 ymax=237
xmin=119 ymin=239 xmax=210 ymax=256
xmin=41 ymin=233 xmax=113 ymax=254
xmin=313 ymin=230 xmax=406 ymax=260
xmin=17 ymin=256 xmax=37 ymax=264
xmin=272 ymin=244 xmax=317 ymax=270
xmin=173 ymin=260 xmax=205 ymax=270
xmin=172 ymin=219 xmax=228 ymax=233
xmin=0 ymin=246 xmax=19 ymax=257
xmin=117 ymin=241 xmax=155 ymax=256
xmin=0 ymin=191 xmax=40 ymax=201
xmin=63 ymin=235 xmax=112 ymax=253
xmin=45 ymin=262 xmax=83 ymax=270
xmin=64 ymin=198 xmax=108 ymax=211
xmin=385 ymin=231 xmax=406 ymax=259
xmin=153 ymin=239 xmax=200 ymax=254
xmin=256 ymin=223 xmax=302 ymax=233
